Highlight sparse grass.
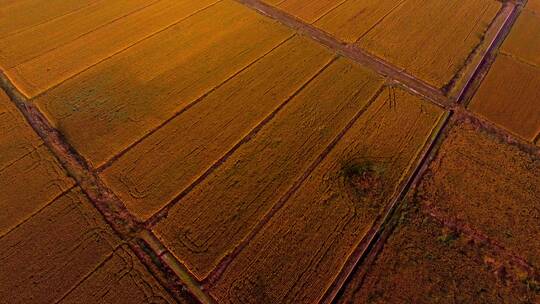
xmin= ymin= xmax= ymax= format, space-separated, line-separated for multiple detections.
xmin=342 ymin=161 xmax=375 ymax=180
xmin=523 ymin=277 xmax=540 ymax=293
xmin=437 ymin=228 xmax=460 ymax=246
xmin=341 ymin=161 xmax=384 ymax=199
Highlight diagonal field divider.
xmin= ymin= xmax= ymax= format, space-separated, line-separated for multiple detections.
xmin=0 ymin=72 xmax=207 ymax=303
xmin=0 ymin=0 xmax=538 ymax=303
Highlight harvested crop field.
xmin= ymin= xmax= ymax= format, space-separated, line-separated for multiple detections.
xmin=0 ymin=0 xmax=538 ymax=303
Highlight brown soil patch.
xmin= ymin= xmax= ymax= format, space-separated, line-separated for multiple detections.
xmin=417 ymin=121 xmax=540 ymax=268
xmin=336 ymin=205 xmax=540 ymax=304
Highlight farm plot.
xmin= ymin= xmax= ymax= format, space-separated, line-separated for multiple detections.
xmin=4 ymin=0 xmax=221 ymax=97
xmin=355 ymin=0 xmax=501 ymax=89
xmin=500 ymin=9 xmax=540 ymax=67
xmin=468 ymin=7 xmax=540 ymax=142
xmin=154 ymin=57 xmax=385 ymax=280
xmin=0 ymin=0 xmax=538 ymax=303
xmin=57 ymin=245 xmax=178 ymax=304
xmin=0 ymin=0 xmax=98 ymax=38
xmin=469 ymin=55 xmax=540 ymax=142
xmin=314 ymin=0 xmax=403 ymax=43
xmin=526 ymin=0 xmax=540 ymax=15
xmin=0 ymin=188 xmax=180 ymax=304
xmin=208 ymin=88 xmax=445 ymax=304
xmin=261 ymin=0 xmax=501 ymax=89
xmin=32 ymin=0 xmax=292 ymax=167
xmin=0 ymin=188 xmax=120 ymax=304
xmin=416 ymin=121 xmax=540 ymax=268
xmin=0 ymin=90 xmax=74 ymax=235
xmin=101 ymin=35 xmax=334 ymax=220
xmin=0 ymin=0 xmax=155 ymax=69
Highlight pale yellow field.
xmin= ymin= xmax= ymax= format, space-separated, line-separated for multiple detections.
xmin=59 ymin=245 xmax=177 ymax=303
xmin=0 ymin=0 xmax=154 ymax=69
xmin=0 ymin=90 xmax=41 ymax=168
xmin=315 ymin=0 xmax=404 ymax=43
xmin=261 ymin=0 xmax=501 ymax=89
xmin=266 ymin=0 xmax=344 ymax=23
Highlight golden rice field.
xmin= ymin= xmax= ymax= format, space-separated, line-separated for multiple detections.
xmin=0 ymin=0 xmax=539 ymax=303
